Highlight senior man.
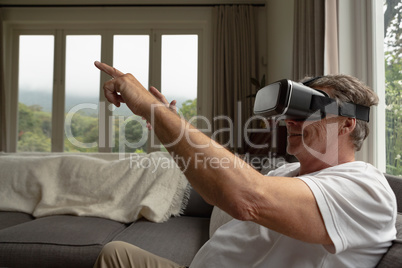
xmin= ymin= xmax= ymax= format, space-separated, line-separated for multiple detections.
xmin=93 ymin=61 xmax=396 ymax=268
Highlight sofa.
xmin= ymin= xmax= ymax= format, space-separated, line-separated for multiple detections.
xmin=0 ymin=153 xmax=401 ymax=268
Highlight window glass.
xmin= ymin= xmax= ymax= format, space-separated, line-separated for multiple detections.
xmin=384 ymin=0 xmax=402 ymax=176
xmin=64 ymin=35 xmax=101 ymax=152
xmin=17 ymin=35 xmax=54 ymax=152
xmin=161 ymin=35 xmax=198 ymax=125
xmin=112 ymin=35 xmax=150 ymax=153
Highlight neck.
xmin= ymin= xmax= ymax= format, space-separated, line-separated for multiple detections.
xmin=296 ymin=150 xmax=355 ymax=176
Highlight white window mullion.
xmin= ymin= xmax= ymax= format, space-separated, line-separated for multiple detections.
xmin=99 ymin=32 xmax=114 ymax=153
xmin=149 ymin=30 xmax=162 ymax=93
xmin=148 ymin=30 xmax=162 ymax=152
xmin=370 ymin=0 xmax=386 ymax=172
xmin=52 ymin=29 xmax=66 ymax=152
xmin=9 ymin=32 xmax=19 ymax=152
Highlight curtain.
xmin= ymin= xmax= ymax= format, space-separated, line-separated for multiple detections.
xmin=324 ymin=0 xmax=339 ymax=74
xmin=212 ymin=5 xmax=257 ymax=153
xmin=0 ymin=8 xmax=6 ymax=152
xmin=292 ymin=0 xmax=325 ymax=80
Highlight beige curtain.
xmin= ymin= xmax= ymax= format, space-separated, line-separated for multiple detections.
xmin=0 ymin=8 xmax=6 ymax=152
xmin=212 ymin=5 xmax=257 ymax=152
xmin=292 ymin=0 xmax=325 ymax=80
xmin=324 ymin=0 xmax=339 ymax=74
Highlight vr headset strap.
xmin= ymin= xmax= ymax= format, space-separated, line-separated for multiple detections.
xmin=310 ymin=95 xmax=370 ymax=122
xmin=352 ymin=103 xmax=370 ymax=122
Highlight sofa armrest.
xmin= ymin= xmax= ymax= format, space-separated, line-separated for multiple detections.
xmin=376 ymin=213 xmax=402 ymax=268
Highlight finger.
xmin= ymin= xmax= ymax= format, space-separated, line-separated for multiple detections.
xmin=149 ymin=86 xmax=169 ymax=105
xmin=103 ymin=80 xmax=123 ymax=107
xmin=141 ymin=117 xmax=153 ymax=130
xmin=104 ymin=89 xmax=121 ymax=107
xmin=169 ymin=100 xmax=177 ymax=112
xmin=94 ymin=61 xmax=124 ymax=79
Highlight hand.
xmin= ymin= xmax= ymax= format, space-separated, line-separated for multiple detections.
xmin=94 ymin=61 xmax=156 ymax=117
xmin=95 ymin=61 xmax=178 ymax=129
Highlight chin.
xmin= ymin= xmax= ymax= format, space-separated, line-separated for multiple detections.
xmin=286 ymin=146 xmax=300 ymax=157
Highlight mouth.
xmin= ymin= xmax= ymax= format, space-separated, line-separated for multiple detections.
xmin=288 ymin=133 xmax=303 ymax=137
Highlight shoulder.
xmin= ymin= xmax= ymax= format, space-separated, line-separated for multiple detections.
xmin=266 ymin=162 xmax=300 ymax=177
xmin=323 ymin=161 xmax=382 ymax=175
xmin=299 ymin=161 xmax=395 ymax=203
xmin=311 ymin=161 xmax=392 ymax=193
xmin=298 ymin=161 xmax=397 ymax=253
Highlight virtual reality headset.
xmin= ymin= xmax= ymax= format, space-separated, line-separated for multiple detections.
xmin=253 ymin=78 xmax=370 ymax=122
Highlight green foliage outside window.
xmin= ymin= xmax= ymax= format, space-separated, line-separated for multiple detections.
xmin=385 ymin=51 xmax=402 ymax=175
xmin=180 ymin=98 xmax=197 ymax=127
xmin=384 ymin=0 xmax=402 ymax=176
xmin=17 ymin=98 xmax=197 ymax=153
xmin=18 ymin=103 xmax=51 ymax=152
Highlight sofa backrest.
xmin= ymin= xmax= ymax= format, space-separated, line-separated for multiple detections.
xmin=384 ymin=173 xmax=402 ymax=213
xmin=183 ymin=188 xmax=213 ymax=217
xmin=376 ymin=174 xmax=402 ymax=268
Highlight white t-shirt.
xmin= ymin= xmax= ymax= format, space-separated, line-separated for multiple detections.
xmin=190 ymin=161 xmax=397 ymax=268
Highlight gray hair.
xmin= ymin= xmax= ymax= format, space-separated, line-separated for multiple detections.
xmin=302 ymin=74 xmax=379 ymax=151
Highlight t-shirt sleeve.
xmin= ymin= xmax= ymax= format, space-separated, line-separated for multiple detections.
xmin=297 ymin=164 xmax=396 ymax=254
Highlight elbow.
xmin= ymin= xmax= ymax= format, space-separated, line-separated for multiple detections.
xmin=225 ymin=197 xmax=261 ymax=222
xmin=214 ymin=177 xmax=269 ymax=222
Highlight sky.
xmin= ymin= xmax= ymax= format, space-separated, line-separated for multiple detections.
xmin=18 ymin=34 xmax=198 ymax=103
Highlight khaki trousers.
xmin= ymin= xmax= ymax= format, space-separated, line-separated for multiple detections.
xmin=93 ymin=241 xmax=187 ymax=268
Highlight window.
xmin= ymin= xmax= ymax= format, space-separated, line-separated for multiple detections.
xmin=112 ymin=34 xmax=150 ymax=153
xmin=64 ymin=35 xmax=101 ymax=152
xmin=6 ymin=7 xmax=212 ymax=154
xmin=384 ymin=0 xmax=402 ymax=176
xmin=17 ymin=35 xmax=54 ymax=152
xmin=161 ymin=35 xmax=198 ymax=125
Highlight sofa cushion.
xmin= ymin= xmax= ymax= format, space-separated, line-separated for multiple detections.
xmin=0 ymin=215 xmax=127 ymax=268
xmin=0 ymin=243 xmax=104 ymax=268
xmin=0 ymin=211 xmax=34 ymax=230
xmin=376 ymin=213 xmax=402 ymax=268
xmin=113 ymin=216 xmax=210 ymax=267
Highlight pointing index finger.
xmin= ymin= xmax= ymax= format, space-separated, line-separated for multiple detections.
xmin=94 ymin=61 xmax=124 ymax=78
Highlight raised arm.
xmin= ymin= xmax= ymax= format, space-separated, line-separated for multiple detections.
xmin=94 ymin=61 xmax=332 ymax=245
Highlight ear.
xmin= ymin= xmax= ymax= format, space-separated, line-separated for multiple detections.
xmin=339 ymin=117 xmax=356 ymax=136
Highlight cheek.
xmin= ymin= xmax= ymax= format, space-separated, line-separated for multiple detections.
xmin=303 ymin=122 xmax=326 ymax=140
